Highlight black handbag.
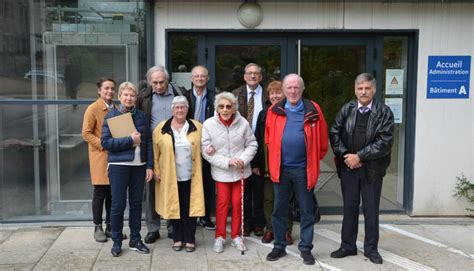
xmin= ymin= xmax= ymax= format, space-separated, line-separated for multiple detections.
xmin=289 ymin=193 xmax=321 ymax=223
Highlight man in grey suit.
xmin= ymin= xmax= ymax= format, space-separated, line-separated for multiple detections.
xmin=232 ymin=63 xmax=268 ymax=237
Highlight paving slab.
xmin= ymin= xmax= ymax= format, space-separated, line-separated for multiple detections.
xmin=93 ymin=228 xmax=152 ymax=270
xmin=34 ymin=228 xmax=101 ymax=270
xmin=0 ymin=217 xmax=473 ymax=270
xmin=0 ymin=263 xmax=35 ymax=271
xmin=0 ymin=227 xmax=63 ymax=265
xmin=0 ymin=230 xmax=14 ymax=244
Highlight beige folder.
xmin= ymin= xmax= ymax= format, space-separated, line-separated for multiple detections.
xmin=107 ymin=112 xmax=137 ymax=138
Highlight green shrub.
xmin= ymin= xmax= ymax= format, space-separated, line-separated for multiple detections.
xmin=453 ymin=174 xmax=474 ymax=213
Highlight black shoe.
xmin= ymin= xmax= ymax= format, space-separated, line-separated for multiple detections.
xmin=364 ymin=252 xmax=383 ymax=264
xmin=301 ymin=251 xmax=315 ymax=265
xmin=129 ymin=240 xmax=150 ymax=254
xmin=111 ymin=242 xmax=122 ymax=257
xmin=330 ymin=248 xmax=358 ymax=258
xmin=105 ymin=224 xmax=112 ymax=238
xmin=144 ymin=231 xmax=160 ymax=244
xmin=104 ymin=227 xmax=128 ymax=240
xmin=199 ymin=218 xmax=216 ymax=230
xmin=266 ymin=248 xmax=287 ymax=261
xmin=254 ymin=226 xmax=264 ymax=237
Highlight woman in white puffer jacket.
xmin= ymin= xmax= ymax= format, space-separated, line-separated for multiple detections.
xmin=201 ymin=91 xmax=257 ymax=254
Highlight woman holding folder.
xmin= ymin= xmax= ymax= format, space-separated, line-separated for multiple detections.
xmin=101 ymin=82 xmax=154 ymax=257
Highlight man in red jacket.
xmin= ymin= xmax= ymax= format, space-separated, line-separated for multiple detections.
xmin=265 ymin=74 xmax=328 ymax=265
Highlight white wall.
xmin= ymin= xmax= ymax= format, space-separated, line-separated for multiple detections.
xmin=155 ymin=1 xmax=474 ymax=216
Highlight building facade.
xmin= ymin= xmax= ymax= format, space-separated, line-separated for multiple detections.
xmin=0 ymin=0 xmax=472 ymax=222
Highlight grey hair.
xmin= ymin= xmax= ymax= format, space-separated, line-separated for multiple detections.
xmin=214 ymin=91 xmax=239 ymax=111
xmin=118 ymin=82 xmax=137 ymax=97
xmin=146 ymin=65 xmax=170 ymax=83
xmin=355 ymin=73 xmax=377 ymax=91
xmin=191 ymin=65 xmax=209 ymax=76
xmin=282 ymin=73 xmax=305 ymax=91
xmin=244 ymin=63 xmax=262 ymax=73
xmin=171 ymin=96 xmax=189 ymax=109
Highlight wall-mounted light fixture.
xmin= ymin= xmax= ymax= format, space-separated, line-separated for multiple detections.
xmin=237 ymin=1 xmax=263 ymax=28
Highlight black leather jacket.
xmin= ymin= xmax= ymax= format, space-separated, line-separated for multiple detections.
xmin=329 ymin=99 xmax=394 ymax=180
xmin=184 ymin=88 xmax=216 ymax=121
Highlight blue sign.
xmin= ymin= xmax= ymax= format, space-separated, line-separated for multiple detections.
xmin=427 ymin=55 xmax=471 ymax=99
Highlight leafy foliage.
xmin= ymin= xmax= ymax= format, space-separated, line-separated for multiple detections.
xmin=453 ymin=174 xmax=474 ymax=212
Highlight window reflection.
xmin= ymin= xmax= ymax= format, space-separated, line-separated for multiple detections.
xmin=301 ymin=45 xmax=365 ymax=128
xmin=0 ymin=0 xmax=150 ymax=221
xmin=57 ymin=46 xmax=127 ymax=100
xmin=215 ymin=45 xmax=280 ymax=92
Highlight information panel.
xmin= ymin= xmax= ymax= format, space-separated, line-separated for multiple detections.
xmin=427 ymin=55 xmax=471 ymax=99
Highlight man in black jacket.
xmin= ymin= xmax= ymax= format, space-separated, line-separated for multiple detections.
xmin=184 ymin=65 xmax=216 ymax=230
xmin=329 ymin=73 xmax=394 ymax=265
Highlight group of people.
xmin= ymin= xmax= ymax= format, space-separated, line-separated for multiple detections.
xmin=82 ymin=62 xmax=394 ymax=265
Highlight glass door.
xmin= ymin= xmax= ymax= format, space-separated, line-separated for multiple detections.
xmin=293 ymin=37 xmax=403 ymax=211
xmin=295 ymin=38 xmax=375 ymax=211
xmin=185 ymin=33 xmax=406 ymax=212
xmin=206 ymin=36 xmax=287 ymax=92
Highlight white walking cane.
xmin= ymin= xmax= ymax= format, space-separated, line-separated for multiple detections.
xmin=240 ymin=168 xmax=245 ymax=255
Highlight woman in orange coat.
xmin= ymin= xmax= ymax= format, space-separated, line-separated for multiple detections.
xmin=82 ymin=78 xmax=116 ymax=242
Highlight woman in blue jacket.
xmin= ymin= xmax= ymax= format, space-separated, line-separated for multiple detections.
xmin=101 ymin=82 xmax=154 ymax=257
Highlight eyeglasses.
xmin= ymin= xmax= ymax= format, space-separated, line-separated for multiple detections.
xmin=218 ymin=104 xmax=233 ymax=110
xmin=245 ymin=72 xmax=261 ymax=76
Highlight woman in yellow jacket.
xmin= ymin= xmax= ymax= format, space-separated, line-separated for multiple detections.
xmin=82 ymin=78 xmax=116 ymax=242
xmin=153 ymin=96 xmax=205 ymax=252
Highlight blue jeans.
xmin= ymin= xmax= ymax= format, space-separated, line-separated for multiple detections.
xmin=108 ymin=164 xmax=146 ymax=243
xmin=272 ymin=167 xmax=314 ymax=252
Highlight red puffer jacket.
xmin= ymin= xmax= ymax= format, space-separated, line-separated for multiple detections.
xmin=265 ymin=98 xmax=328 ymax=190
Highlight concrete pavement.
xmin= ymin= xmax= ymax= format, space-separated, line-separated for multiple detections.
xmin=0 ymin=215 xmax=473 ymax=270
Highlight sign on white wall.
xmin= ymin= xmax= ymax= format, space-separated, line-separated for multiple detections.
xmin=427 ymin=56 xmax=471 ymax=99
xmin=385 ymin=98 xmax=403 ymax=124
xmin=385 ymin=69 xmax=404 ymax=95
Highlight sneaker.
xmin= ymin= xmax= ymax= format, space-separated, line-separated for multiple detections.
xmin=94 ymin=225 xmax=107 ymax=243
xmin=266 ymin=248 xmax=287 ymax=261
xmin=230 ymin=236 xmax=247 ymax=251
xmin=213 ymin=237 xmax=225 ymax=253
xmin=199 ymin=218 xmax=216 ymax=230
xmin=301 ymin=251 xmax=315 ymax=265
xmin=129 ymin=240 xmax=150 ymax=254
xmin=111 ymin=241 xmax=122 ymax=257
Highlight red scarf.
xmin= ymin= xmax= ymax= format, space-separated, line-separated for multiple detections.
xmin=218 ymin=114 xmax=234 ymax=127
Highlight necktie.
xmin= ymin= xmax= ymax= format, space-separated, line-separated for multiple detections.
xmin=360 ymin=106 xmax=369 ymax=113
xmin=247 ymin=91 xmax=255 ymax=124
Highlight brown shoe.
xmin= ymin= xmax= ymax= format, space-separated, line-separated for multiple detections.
xmin=285 ymin=231 xmax=294 ymax=245
xmin=254 ymin=226 xmax=264 ymax=237
xmin=243 ymin=226 xmax=251 ymax=237
xmin=261 ymin=231 xmax=274 ymax=243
